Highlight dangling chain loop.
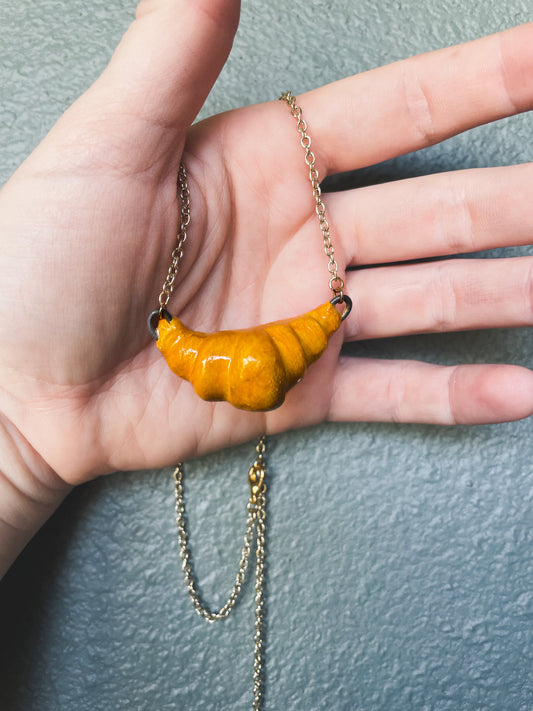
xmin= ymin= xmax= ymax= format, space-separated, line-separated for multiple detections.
xmin=174 ymin=437 xmax=267 ymax=710
xmin=279 ymin=91 xmax=345 ymax=300
xmin=162 ymin=168 xmax=268 ymax=707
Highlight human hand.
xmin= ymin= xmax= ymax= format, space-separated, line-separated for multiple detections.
xmin=1 ymin=1 xmax=532 ymax=501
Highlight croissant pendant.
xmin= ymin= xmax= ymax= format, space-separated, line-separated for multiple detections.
xmin=148 ymin=297 xmax=351 ymax=412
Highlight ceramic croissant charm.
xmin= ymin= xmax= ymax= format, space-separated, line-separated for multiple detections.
xmin=150 ymin=300 xmax=347 ymax=411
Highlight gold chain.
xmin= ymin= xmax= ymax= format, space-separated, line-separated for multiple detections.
xmin=174 ymin=437 xmax=267 ymax=710
xmin=159 ymin=92 xmax=343 ymax=314
xmin=158 ymin=163 xmax=190 ymax=313
xmin=279 ymin=90 xmax=344 ymax=298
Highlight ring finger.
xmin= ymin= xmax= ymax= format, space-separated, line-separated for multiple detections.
xmin=342 ymin=255 xmax=533 ymax=341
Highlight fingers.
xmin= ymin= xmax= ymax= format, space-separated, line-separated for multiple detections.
xmin=299 ymin=23 xmax=533 ymax=175
xmin=328 ymin=164 xmax=533 ymax=267
xmin=342 ymin=257 xmax=533 ymax=341
xmin=329 ymin=359 xmax=533 ymax=425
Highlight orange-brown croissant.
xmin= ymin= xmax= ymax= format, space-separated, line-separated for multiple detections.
xmin=152 ymin=301 xmax=344 ymax=411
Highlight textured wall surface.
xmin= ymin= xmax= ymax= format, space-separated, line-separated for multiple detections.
xmin=1 ymin=1 xmax=533 ymax=710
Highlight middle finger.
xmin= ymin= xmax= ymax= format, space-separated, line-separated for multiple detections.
xmin=327 ymin=163 xmax=533 ymax=266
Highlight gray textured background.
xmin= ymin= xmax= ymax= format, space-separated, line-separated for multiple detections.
xmin=1 ymin=1 xmax=533 ymax=709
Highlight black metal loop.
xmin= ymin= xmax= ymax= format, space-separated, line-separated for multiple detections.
xmin=330 ymin=294 xmax=352 ymax=322
xmin=147 ymin=309 xmax=172 ymax=341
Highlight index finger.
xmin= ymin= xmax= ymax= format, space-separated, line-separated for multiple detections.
xmin=298 ymin=23 xmax=533 ymax=176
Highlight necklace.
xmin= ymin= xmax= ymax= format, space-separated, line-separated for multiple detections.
xmin=148 ymin=91 xmax=351 ymax=709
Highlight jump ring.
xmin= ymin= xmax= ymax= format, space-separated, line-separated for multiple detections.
xmin=330 ymin=294 xmax=352 ymax=322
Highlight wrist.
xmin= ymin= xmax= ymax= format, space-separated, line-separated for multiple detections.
xmin=0 ymin=413 xmax=71 ymax=579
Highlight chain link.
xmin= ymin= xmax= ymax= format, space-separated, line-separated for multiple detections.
xmin=174 ymin=437 xmax=267 ymax=709
xmin=158 ymin=163 xmax=191 ymax=312
xmin=279 ymin=90 xmax=345 ymax=298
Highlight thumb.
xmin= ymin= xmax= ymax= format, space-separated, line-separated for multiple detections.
xmin=101 ymin=0 xmax=241 ymax=129
xmin=41 ymin=0 xmax=240 ymax=173
xmin=16 ymin=0 xmax=240 ymax=180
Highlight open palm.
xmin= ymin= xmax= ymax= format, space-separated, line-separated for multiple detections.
xmin=1 ymin=1 xmax=533 ymax=488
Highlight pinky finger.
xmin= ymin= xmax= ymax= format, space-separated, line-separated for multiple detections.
xmin=329 ymin=359 xmax=533 ymax=425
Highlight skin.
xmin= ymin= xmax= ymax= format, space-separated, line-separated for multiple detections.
xmin=0 ymin=0 xmax=532 ymax=577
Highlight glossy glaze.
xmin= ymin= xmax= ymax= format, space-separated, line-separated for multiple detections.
xmin=156 ymin=301 xmax=342 ymax=411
